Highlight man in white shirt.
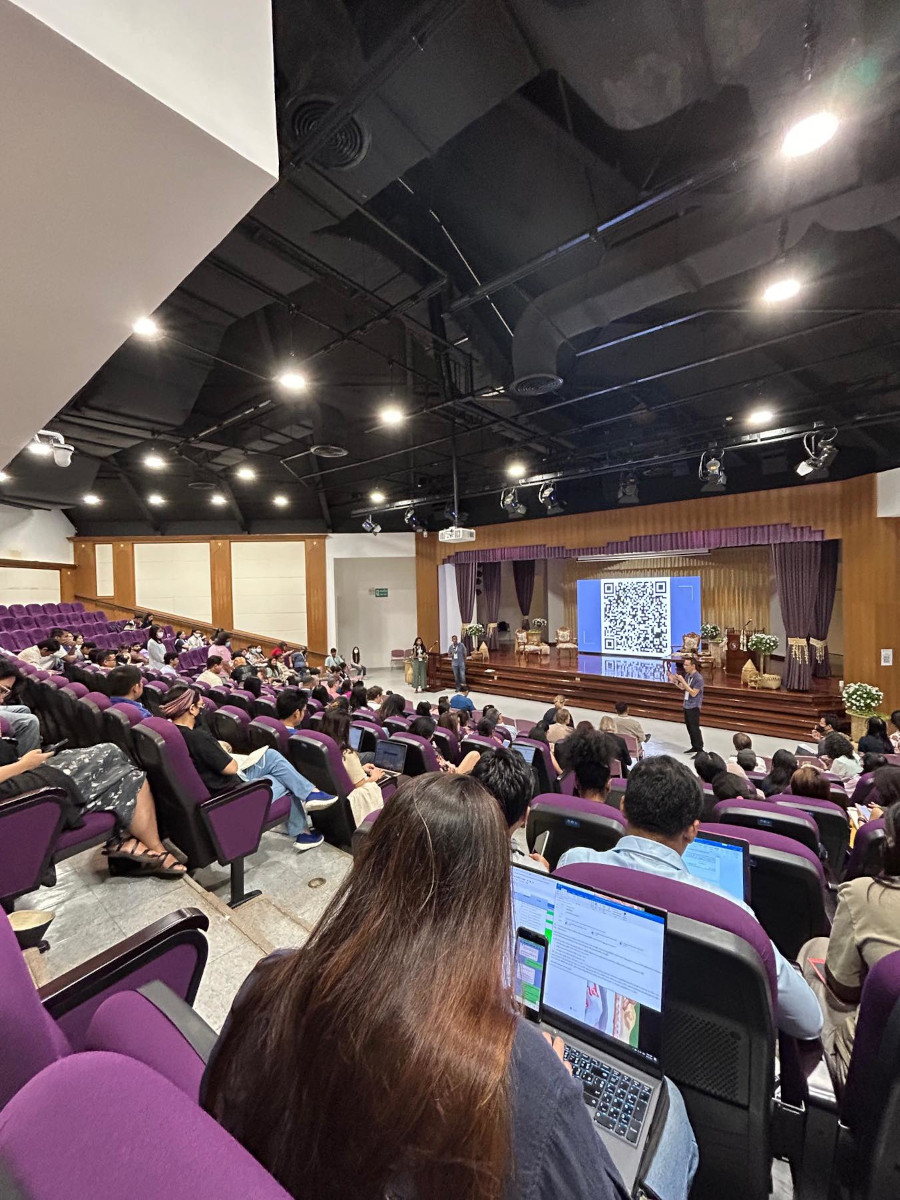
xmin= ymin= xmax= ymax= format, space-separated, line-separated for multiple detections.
xmin=196 ymin=656 xmax=230 ymax=688
xmin=613 ymin=701 xmax=648 ymax=746
xmin=558 ymin=755 xmax=824 ymax=1040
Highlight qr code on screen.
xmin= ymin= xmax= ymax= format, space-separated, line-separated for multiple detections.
xmin=600 ymin=578 xmax=671 ymax=657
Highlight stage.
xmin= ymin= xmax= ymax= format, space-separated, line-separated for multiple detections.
xmin=427 ymin=649 xmax=843 ymax=740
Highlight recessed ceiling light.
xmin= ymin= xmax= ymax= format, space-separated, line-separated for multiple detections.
xmin=210 ymin=493 xmax=227 ymax=506
xmin=506 ymin=461 xmax=528 ymax=480
xmin=380 ymin=406 xmax=404 ymax=426
xmin=0 ymin=471 xmax=9 ymax=483
xmin=782 ymin=111 xmax=840 ymax=158
xmin=235 ymin=464 xmax=256 ymax=481
xmin=132 ymin=316 xmax=160 ymax=338
xmin=275 ymin=369 xmax=307 ymax=393
xmin=370 ymin=489 xmax=386 ymax=504
xmin=147 ymin=493 xmax=165 ymax=506
xmin=27 ymin=439 xmax=52 ymax=457
xmin=82 ymin=493 xmax=101 ymax=505
xmin=273 ymin=494 xmax=289 ymax=508
xmin=143 ymin=452 xmax=165 ymax=470
xmin=761 ymin=276 xmax=802 ymax=303
xmin=747 ymin=408 xmax=775 ymax=426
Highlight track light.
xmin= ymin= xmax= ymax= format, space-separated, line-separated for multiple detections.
xmin=617 ymin=473 xmax=639 ymax=506
xmin=362 ymin=514 xmax=381 ymax=536
xmin=747 ymin=408 xmax=775 ymax=427
xmin=506 ymin=461 xmax=528 ymax=480
xmin=796 ymin=429 xmax=837 ymax=480
xmin=699 ymin=450 xmax=727 ymax=493
xmin=28 ymin=430 xmax=74 ymax=466
xmin=273 ymin=494 xmax=289 ymax=508
xmin=82 ymin=493 xmax=101 ymax=506
xmin=500 ymin=487 xmax=527 ymax=519
xmin=782 ymin=111 xmax=839 ymax=158
xmin=0 ymin=471 xmax=9 ymax=483
xmin=538 ymin=482 xmax=566 ymax=515
xmin=404 ymin=506 xmax=427 ymax=534
xmin=210 ymin=493 xmax=227 ymax=507
xmin=131 ymin=316 xmax=160 ymax=338
xmin=276 ymin=369 xmax=308 ymax=393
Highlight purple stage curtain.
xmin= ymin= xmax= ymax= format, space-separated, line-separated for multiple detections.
xmin=810 ymin=540 xmax=839 ymax=678
xmin=771 ymin=542 xmax=822 ymax=691
xmin=481 ymin=561 xmax=501 ymax=649
xmin=512 ymin=560 xmax=535 ymax=629
xmin=455 ymin=561 xmax=477 ymax=649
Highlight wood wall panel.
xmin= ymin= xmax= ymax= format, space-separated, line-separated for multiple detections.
xmin=73 ymin=541 xmax=97 ymax=598
xmin=112 ymin=541 xmax=135 ymax=609
xmin=416 ymin=534 xmax=441 ymax=649
xmin=209 ymin=539 xmax=233 ymax=630
xmin=305 ymin=538 xmax=327 ymax=652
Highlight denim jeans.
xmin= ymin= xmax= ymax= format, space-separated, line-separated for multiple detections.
xmin=452 ymin=662 xmax=466 ymax=689
xmin=238 ymin=748 xmax=316 ymax=837
xmin=640 ymin=1079 xmax=699 ymax=1200
xmin=2 ymin=705 xmax=41 ymax=753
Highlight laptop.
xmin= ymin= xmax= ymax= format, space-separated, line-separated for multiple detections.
xmin=373 ymin=739 xmax=407 ymax=779
xmin=511 ymin=864 xmax=667 ymax=1193
xmin=682 ymin=830 xmax=750 ymax=903
xmin=512 ymin=742 xmax=536 ymax=765
xmin=348 ymin=725 xmax=363 ymax=751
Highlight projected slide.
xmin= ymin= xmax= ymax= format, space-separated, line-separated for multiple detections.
xmin=577 ymin=576 xmax=702 ymax=657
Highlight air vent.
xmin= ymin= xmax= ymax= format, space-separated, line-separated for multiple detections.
xmin=290 ymin=96 xmax=370 ymax=171
xmin=510 ymin=373 xmax=563 ymax=397
xmin=188 ymin=480 xmax=216 ymax=491
xmin=310 ymin=443 xmax=349 ymax=458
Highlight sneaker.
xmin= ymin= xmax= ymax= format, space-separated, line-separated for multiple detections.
xmin=294 ymin=831 xmax=324 ymax=852
xmin=305 ymin=791 xmax=339 ymax=811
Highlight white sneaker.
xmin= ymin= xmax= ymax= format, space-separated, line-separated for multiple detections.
xmin=305 ymin=792 xmax=339 ymax=811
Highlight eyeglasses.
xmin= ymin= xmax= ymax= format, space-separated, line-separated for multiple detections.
xmin=0 ymin=683 xmax=13 ymax=698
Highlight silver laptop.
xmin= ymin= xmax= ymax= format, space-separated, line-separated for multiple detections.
xmin=512 ymin=864 xmax=667 ymax=1193
xmin=682 ymin=830 xmax=750 ymax=903
xmin=348 ymin=725 xmax=363 ymax=751
xmin=373 ymin=739 xmax=407 ymax=779
xmin=512 ymin=742 xmax=536 ymax=765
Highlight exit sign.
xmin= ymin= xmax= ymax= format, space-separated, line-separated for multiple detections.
xmin=373 ymin=588 xmax=388 ymax=598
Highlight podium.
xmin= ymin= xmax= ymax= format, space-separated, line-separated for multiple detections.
xmin=725 ymin=628 xmax=760 ymax=675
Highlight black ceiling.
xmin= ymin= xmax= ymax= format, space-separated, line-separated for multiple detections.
xmin=10 ymin=0 xmax=900 ymax=534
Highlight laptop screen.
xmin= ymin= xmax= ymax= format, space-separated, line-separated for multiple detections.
xmin=513 ymin=743 xmax=536 ymax=765
xmin=511 ymin=865 xmax=665 ymax=1068
xmin=682 ymin=832 xmax=749 ymax=903
xmin=374 ymin=740 xmax=407 ymax=773
xmin=348 ymin=725 xmax=362 ymax=750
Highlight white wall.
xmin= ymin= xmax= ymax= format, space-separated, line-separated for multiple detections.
xmin=95 ymin=543 xmax=113 ymax=595
xmin=547 ymin=559 xmax=566 ymax=640
xmin=334 ymin=557 xmax=417 ymax=671
xmin=439 ymin=563 xmax=462 ymax=650
xmin=134 ymin=542 xmax=211 ymax=622
xmin=877 ymin=467 xmax=900 ymax=517
xmin=0 ymin=503 xmax=74 ymax=562
xmin=231 ymin=540 xmax=306 ymax=643
xmin=0 ymin=566 xmax=59 ymax=604
xmin=325 ymin=532 xmax=416 ymax=651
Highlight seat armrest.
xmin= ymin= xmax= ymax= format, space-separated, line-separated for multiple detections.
xmin=200 ymin=779 xmax=274 ymax=866
xmin=805 ymin=1055 xmax=839 ymax=1113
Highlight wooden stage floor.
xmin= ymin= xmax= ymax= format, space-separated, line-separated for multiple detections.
xmin=427 ymin=649 xmax=842 ymax=740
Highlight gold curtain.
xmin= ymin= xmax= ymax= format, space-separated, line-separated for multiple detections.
xmin=562 ymin=548 xmax=771 ymax=635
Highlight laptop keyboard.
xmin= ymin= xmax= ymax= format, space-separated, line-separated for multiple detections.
xmin=564 ymin=1046 xmax=652 ymax=1145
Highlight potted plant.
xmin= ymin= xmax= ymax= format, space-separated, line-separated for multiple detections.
xmin=464 ymin=622 xmax=485 ymax=641
xmin=842 ymin=681 xmax=885 ymax=743
xmin=699 ymin=622 xmax=721 ymax=646
xmin=747 ymin=632 xmax=779 ymax=675
xmin=530 ymin=618 xmax=548 ymax=630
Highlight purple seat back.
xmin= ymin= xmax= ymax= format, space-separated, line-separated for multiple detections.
xmin=62 ymin=681 xmax=89 ymax=698
xmin=844 ymin=817 xmax=887 ymax=881
xmin=249 ymin=715 xmax=289 ymax=755
xmin=136 ymin=718 xmax=209 ymax=805
xmin=842 ymin=950 xmax=900 ymax=1132
xmin=513 ymin=738 xmax=558 ymax=793
xmin=527 ymin=794 xmax=625 ymax=869
xmin=0 ymin=788 xmax=68 ymax=903
xmin=288 ymin=729 xmax=356 ymax=796
xmin=431 ymin=727 xmax=459 ymax=764
xmin=390 ymin=731 xmax=441 ymax=774
xmin=460 ymin=732 xmax=501 ymax=756
xmin=0 ymin=1052 xmax=293 ymax=1198
xmin=84 ymin=690 xmax=111 ymax=710
xmin=713 ymin=797 xmax=820 ymax=854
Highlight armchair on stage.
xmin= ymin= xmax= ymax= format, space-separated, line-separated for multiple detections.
xmin=672 ymin=631 xmax=712 ymax=668
xmin=555 ymin=627 xmax=578 ymax=662
xmin=516 ymin=628 xmax=550 ymax=660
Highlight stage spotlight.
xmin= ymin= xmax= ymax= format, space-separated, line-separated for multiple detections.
xmin=747 ymin=407 xmax=774 ymax=427
xmin=782 ymin=111 xmax=839 ymax=158
xmin=210 ymin=493 xmax=227 ymax=507
xmin=538 ymin=482 xmax=566 ymax=515
xmin=235 ymin=463 xmax=256 ymax=481
xmin=796 ymin=429 xmax=837 ymax=480
xmin=500 ymin=487 xmax=527 ymax=518
xmin=362 ymin=514 xmax=381 ymax=536
xmin=380 ymin=406 xmax=405 ymax=426
xmin=699 ymin=450 xmax=727 ymax=493
xmin=143 ymin=452 xmax=166 ymax=470
xmin=617 ymin=473 xmax=639 ymax=506
xmin=28 ymin=430 xmax=74 ymax=466
xmin=404 ymin=506 xmax=427 ymax=533
xmin=273 ymin=494 xmax=289 ymax=508
xmin=147 ymin=493 xmax=165 ymax=506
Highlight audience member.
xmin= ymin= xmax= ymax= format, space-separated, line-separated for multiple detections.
xmin=160 ymin=651 xmax=180 ymax=677
xmin=736 ymin=749 xmax=759 ymax=775
xmin=127 ymin=643 xmax=148 ymax=664
xmin=146 ymin=625 xmax=166 ymax=667
xmin=0 ymin=657 xmax=41 ymax=752
xmin=209 ymin=631 xmax=232 ymax=665
xmin=890 ymin=710 xmax=900 ymax=753
xmin=559 ymin=757 xmax=823 ymax=1039
xmin=366 ymin=685 xmax=384 ymax=710
xmin=598 ymin=715 xmax=632 ymax=776
xmin=526 ymin=723 xmax=561 ymax=775
xmin=229 ymin=655 xmax=252 ymax=684
xmin=377 ymin=692 xmax=406 ymax=723
xmin=449 ymin=687 xmax=475 ymax=715
xmin=857 ymin=717 xmax=893 ymax=756
xmin=693 ymin=751 xmax=728 ymax=785
xmin=546 ymin=707 xmax=574 ymax=745
xmin=139 ymin=613 xmax=154 ymax=629
xmin=173 ymin=630 xmax=186 ymax=654
xmin=728 ymin=733 xmax=758 ymax=773
xmin=160 ymin=685 xmax=334 ymax=851
xmin=437 ymin=709 xmax=460 ymax=737
xmin=274 ymin=688 xmax=308 ymax=730
xmin=821 ymin=733 xmax=863 ymax=785
xmin=408 ymin=715 xmax=480 ymax=775
xmin=790 ymin=766 xmax=832 ymax=801
xmin=290 ymin=645 xmax=309 ymax=679
xmin=476 ymin=717 xmax=502 ymax=742
xmin=711 ymin=771 xmax=758 ymax=802
xmin=18 ymin=638 xmax=62 ymax=670
xmin=759 ymin=749 xmax=799 ymax=797
xmin=349 ymin=682 xmax=368 ymax=711
xmin=197 ymin=656 xmax=229 ymax=688
xmin=811 ymin=712 xmax=842 ymax=755
xmin=319 ymin=708 xmax=384 ymax=823
xmin=107 ymin=666 xmax=153 ymax=718
xmin=266 ymin=653 xmax=290 ymax=684
xmin=613 ymin=700 xmax=647 ymax=745
xmin=555 ymin=726 xmax=613 ymax=803
xmin=242 ymin=674 xmax=262 ymax=699
xmin=416 ymin=700 xmax=433 ymax=717
xmin=94 ymin=649 xmax=117 ymax=669
xmin=800 ymin=801 xmax=900 ymax=1087
xmin=541 ymin=693 xmax=567 ymax=727
xmin=436 ymin=694 xmax=450 ymax=714
xmin=470 ymin=746 xmax=545 ymax=869
xmin=202 ymin=772 xmax=680 ymax=1200
xmin=186 ymin=629 xmax=206 ymax=649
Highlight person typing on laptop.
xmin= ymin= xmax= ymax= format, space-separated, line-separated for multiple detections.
xmin=558 ymin=756 xmax=824 ymax=1040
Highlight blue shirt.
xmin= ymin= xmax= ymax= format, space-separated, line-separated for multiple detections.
xmin=557 ymin=835 xmax=823 ymax=1040
xmin=683 ymin=670 xmax=703 ymax=709
xmin=449 ymin=694 xmax=474 ymax=713
xmin=110 ymin=696 xmax=153 ymax=719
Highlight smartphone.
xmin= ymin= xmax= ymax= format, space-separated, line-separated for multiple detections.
xmin=533 ymin=830 xmax=550 ymax=858
xmin=514 ymin=928 xmax=548 ymax=1022
xmin=856 ymin=804 xmax=871 ymax=823
xmin=43 ymin=739 xmax=68 ymax=755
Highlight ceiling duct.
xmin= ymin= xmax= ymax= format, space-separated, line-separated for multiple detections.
xmin=287 ymin=95 xmax=371 ymax=171
xmin=309 ymin=402 xmax=351 ymax=459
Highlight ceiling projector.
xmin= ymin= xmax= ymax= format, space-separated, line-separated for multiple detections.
xmin=438 ymin=526 xmax=476 ymax=543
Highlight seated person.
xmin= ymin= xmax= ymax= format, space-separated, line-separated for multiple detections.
xmin=366 ymin=685 xmax=384 ymax=710
xmin=0 ymin=657 xmax=41 ymax=753
xmin=312 ymin=683 xmax=335 ymax=710
xmin=266 ymin=653 xmax=290 ymax=684
xmin=159 ymin=685 xmax=335 ymax=852
xmin=890 ymin=709 xmax=900 ymax=754
xmin=437 ymin=710 xmax=459 ymax=737
xmin=106 ymin=665 xmax=153 ymax=718
xmin=349 ymin=683 xmax=369 ymax=712
xmin=202 ymin=773 xmax=697 ymax=1200
xmin=559 ymin=757 xmax=824 ymax=1040
xmin=407 ymin=714 xmax=480 ymax=775
xmin=711 ymin=770 xmax=759 ymax=803
xmin=229 ymin=655 xmax=253 ymax=685
xmin=436 ymin=695 xmax=450 ymax=715
xmin=598 ymin=716 xmax=632 ymax=776
xmin=790 ymin=765 xmax=832 ymax=801
xmin=449 ymin=686 xmax=475 ymax=715
xmin=319 ymin=708 xmax=386 ymax=824
xmin=541 ymin=693 xmax=567 ymax=728
xmin=470 ymin=745 xmax=547 ymax=869
xmin=49 ymin=629 xmax=78 ymax=665
xmin=93 ymin=649 xmax=118 ymax=670
xmin=476 ymin=717 xmax=502 ymax=744
xmin=245 ymin=643 xmax=266 ymax=666
xmin=127 ymin=643 xmax=148 ymax=664
xmin=759 ymin=749 xmax=799 ymax=797
xmin=821 ymin=732 xmax=863 ymax=785
xmin=18 ymin=638 xmax=62 ymax=670
xmin=274 ymin=687 xmax=308 ymax=731
xmin=186 ymin=629 xmax=207 ymax=649
xmin=415 ymin=700 xmax=433 ymax=717
xmin=242 ymin=674 xmax=262 ymax=699
xmin=526 ymin=723 xmax=561 ymax=775
xmin=800 ymin=801 xmax=900 ymax=1087
xmin=613 ymin=700 xmax=648 ymax=747
xmin=857 ymin=716 xmax=894 ymax=756
xmin=197 ymin=656 xmax=230 ymax=688
xmin=546 ymin=707 xmax=574 ymax=745
xmin=160 ymin=651 xmax=180 ymax=678
xmin=728 ymin=732 xmax=758 ymax=773
xmin=324 ymin=647 xmax=345 ymax=672
xmin=173 ymin=630 xmax=186 ymax=654
xmin=555 ymin=726 xmax=613 ymax=804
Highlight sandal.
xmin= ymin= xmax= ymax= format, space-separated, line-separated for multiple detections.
xmin=106 ymin=837 xmax=162 ymax=876
xmin=145 ymin=851 xmax=188 ymax=879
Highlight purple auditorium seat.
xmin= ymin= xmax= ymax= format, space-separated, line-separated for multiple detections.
xmin=212 ymin=704 xmax=252 ymax=753
xmin=306 ymin=710 xmax=324 ymax=729
xmin=132 ymin=718 xmax=276 ymax=907
xmin=558 ymin=769 xmax=578 ymax=795
xmin=775 ymin=793 xmax=850 ymax=875
xmin=102 ymin=703 xmax=142 ymax=760
xmin=25 ymin=603 xmax=43 ymax=615
xmin=384 ymin=715 xmax=410 ymax=736
xmin=228 ymin=689 xmax=256 ymax=715
xmin=700 ymin=823 xmax=830 ymax=960
xmin=252 ymin=697 xmax=278 ymax=720
xmin=141 ymin=681 xmax=169 ymax=709
xmin=305 ymin=697 xmax=323 ymax=714
xmin=286 ymin=730 xmax=358 ymax=848
xmin=350 ymin=805 xmax=381 ymax=857
xmin=0 ymin=908 xmax=209 ymax=1108
xmin=389 ymin=731 xmax=441 ymax=775
xmin=526 ymin=794 xmax=625 ymax=870
xmin=209 ymin=686 xmax=234 ymax=709
xmin=512 ymin=738 xmax=559 ymax=796
xmin=74 ymin=691 xmax=109 ymax=746
xmin=0 ymin=604 xmax=7 ymax=616
xmin=350 ymin=719 xmax=385 ymax=755
xmin=713 ymin=797 xmax=821 ymax=857
xmin=843 ymin=817 xmax=886 ymax=881
xmin=8 ymin=604 xmax=26 ymax=617
xmin=0 ymin=1053 xmax=292 ymax=1200
xmin=248 ymin=715 xmax=289 ymax=755
xmin=459 ymin=732 xmax=501 ymax=759
xmin=431 ymin=726 xmax=460 ymax=764
xmin=555 ymin=861 xmax=778 ymax=1200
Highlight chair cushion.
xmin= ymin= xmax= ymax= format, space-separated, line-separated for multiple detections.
xmin=55 ymin=811 xmax=117 ymax=853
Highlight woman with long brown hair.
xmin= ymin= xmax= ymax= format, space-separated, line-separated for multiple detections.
xmin=202 ymin=774 xmax=634 ymax=1199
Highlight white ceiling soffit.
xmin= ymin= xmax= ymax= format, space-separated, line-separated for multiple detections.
xmin=0 ymin=0 xmax=278 ymax=469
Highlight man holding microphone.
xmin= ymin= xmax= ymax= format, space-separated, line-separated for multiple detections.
xmin=669 ymin=654 xmax=704 ymax=755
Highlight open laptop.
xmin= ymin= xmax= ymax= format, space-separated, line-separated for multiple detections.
xmin=682 ymin=830 xmax=750 ymax=903
xmin=512 ymin=742 xmax=536 ymax=765
xmin=373 ymin=739 xmax=407 ymax=780
xmin=511 ymin=864 xmax=667 ymax=1193
xmin=348 ymin=725 xmax=363 ymax=751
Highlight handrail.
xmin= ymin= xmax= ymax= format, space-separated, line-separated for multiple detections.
xmin=73 ymin=593 xmax=328 ymax=664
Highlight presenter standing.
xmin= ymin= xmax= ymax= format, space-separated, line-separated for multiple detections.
xmin=448 ymin=634 xmax=467 ymax=691
xmin=669 ymin=654 xmax=704 ymax=755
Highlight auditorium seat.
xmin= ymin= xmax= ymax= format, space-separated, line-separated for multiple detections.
xmin=252 ymin=697 xmax=278 ymax=720
xmin=132 ymin=718 xmax=277 ymax=907
xmin=512 ymin=737 xmax=559 ymax=795
xmin=286 ymin=730 xmax=359 ymax=848
xmin=526 ymin=794 xmax=625 ymax=871
xmin=772 ymin=794 xmax=850 ymax=876
xmin=389 ymin=731 xmax=441 ymax=775
xmin=460 ymin=732 xmax=502 ymax=758
xmin=211 ymin=705 xmax=251 ymax=753
xmin=700 ymin=823 xmax=831 ymax=961
xmin=351 ymin=719 xmax=386 ymax=756
xmin=384 ymin=715 xmax=410 ymax=736
xmin=351 ymin=806 xmax=381 ymax=857
xmin=102 ymin=703 xmax=141 ymax=761
xmin=843 ymin=818 xmax=886 ymax=881
xmin=248 ymin=715 xmax=289 ymax=755
xmin=431 ymin=727 xmax=460 ymax=764
xmin=555 ymin=861 xmax=779 ymax=1200
xmin=713 ymin=797 xmax=821 ymax=856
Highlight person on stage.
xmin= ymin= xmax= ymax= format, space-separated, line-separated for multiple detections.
xmin=448 ymin=634 xmax=467 ymax=690
xmin=669 ymin=654 xmax=704 ymax=756
xmin=410 ymin=636 xmax=428 ymax=693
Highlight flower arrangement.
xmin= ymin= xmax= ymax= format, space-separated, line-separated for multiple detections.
xmin=700 ymin=623 xmax=722 ymax=643
xmin=747 ymin=632 xmax=779 ymax=657
xmin=842 ymin=682 xmax=884 ymax=716
xmin=530 ymin=617 xmax=548 ymax=629
xmin=464 ymin=622 xmax=485 ymax=639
